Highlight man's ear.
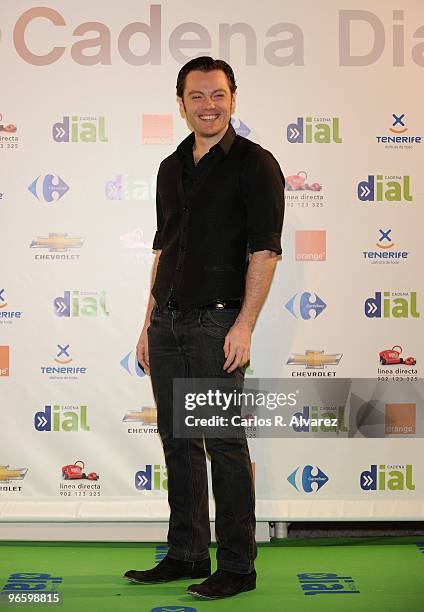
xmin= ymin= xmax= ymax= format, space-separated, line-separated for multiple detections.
xmin=177 ymin=96 xmax=186 ymax=119
xmin=231 ymin=91 xmax=237 ymax=115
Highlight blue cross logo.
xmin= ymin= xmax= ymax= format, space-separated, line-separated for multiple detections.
xmin=392 ymin=113 xmax=405 ymax=128
xmin=0 ymin=289 xmax=4 ymax=303
xmin=378 ymin=229 xmax=392 ymax=243
xmin=57 ymin=344 xmax=70 ymax=358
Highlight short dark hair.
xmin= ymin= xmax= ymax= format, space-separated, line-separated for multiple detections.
xmin=176 ymin=56 xmax=237 ymax=98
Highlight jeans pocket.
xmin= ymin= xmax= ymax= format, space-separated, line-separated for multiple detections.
xmin=198 ymin=308 xmax=239 ymax=339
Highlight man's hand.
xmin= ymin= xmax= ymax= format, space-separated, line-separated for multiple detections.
xmin=223 ymin=321 xmax=252 ymax=373
xmin=136 ymin=324 xmax=150 ymax=376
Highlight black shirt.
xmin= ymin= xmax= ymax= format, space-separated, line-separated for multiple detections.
xmin=151 ymin=123 xmax=285 ymax=310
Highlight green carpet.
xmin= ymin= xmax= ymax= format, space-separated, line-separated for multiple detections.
xmin=1 ymin=537 xmax=423 ymax=611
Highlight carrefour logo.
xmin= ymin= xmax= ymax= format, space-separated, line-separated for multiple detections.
xmin=287 ymin=465 xmax=329 ymax=492
xmin=285 ymin=292 xmax=327 ymax=319
xmin=120 ymin=351 xmax=145 ymax=377
xmin=28 ymin=174 xmax=69 ymax=203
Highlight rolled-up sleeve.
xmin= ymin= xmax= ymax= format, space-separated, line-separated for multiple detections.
xmin=152 ymin=164 xmax=164 ymax=250
xmin=242 ymin=148 xmax=285 ymax=255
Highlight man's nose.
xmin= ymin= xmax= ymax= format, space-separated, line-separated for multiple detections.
xmin=204 ymin=97 xmax=216 ymax=108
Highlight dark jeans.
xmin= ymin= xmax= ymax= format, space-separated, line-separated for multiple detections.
xmin=147 ymin=303 xmax=257 ymax=574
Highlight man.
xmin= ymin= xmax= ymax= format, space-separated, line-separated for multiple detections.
xmin=124 ymin=56 xmax=284 ymax=600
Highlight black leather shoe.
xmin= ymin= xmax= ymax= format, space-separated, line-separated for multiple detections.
xmin=187 ymin=568 xmax=256 ymax=599
xmin=124 ymin=555 xmax=211 ymax=584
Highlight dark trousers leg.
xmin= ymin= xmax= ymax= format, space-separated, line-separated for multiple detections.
xmin=148 ymin=305 xmax=257 ymax=572
xmin=184 ymin=309 xmax=257 ymax=574
xmin=148 ymin=307 xmax=210 ymax=562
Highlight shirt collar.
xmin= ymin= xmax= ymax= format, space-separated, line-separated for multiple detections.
xmin=176 ymin=122 xmax=236 ymax=160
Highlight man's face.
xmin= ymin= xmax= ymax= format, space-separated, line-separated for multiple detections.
xmin=178 ymin=69 xmax=236 ymax=139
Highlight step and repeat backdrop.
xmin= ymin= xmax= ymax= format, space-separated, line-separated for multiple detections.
xmin=1 ymin=0 xmax=424 ymax=522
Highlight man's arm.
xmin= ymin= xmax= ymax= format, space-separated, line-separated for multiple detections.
xmin=223 ymin=249 xmax=278 ymax=373
xmin=136 ymin=249 xmax=161 ymax=375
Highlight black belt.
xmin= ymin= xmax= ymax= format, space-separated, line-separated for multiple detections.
xmin=167 ymin=297 xmax=242 ymax=310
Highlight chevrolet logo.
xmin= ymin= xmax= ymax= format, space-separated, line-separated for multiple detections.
xmin=287 ymin=350 xmax=342 ymax=369
xmin=30 ymin=233 xmax=85 ymax=252
xmin=123 ymin=408 xmax=157 ymax=424
xmin=0 ymin=465 xmax=28 ymax=482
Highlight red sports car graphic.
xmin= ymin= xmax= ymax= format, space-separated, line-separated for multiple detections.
xmin=61 ymin=461 xmax=99 ymax=481
xmin=379 ymin=346 xmax=416 ymax=366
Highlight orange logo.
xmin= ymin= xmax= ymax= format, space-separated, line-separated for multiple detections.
xmin=142 ymin=114 xmax=173 ymax=145
xmin=295 ymin=230 xmax=326 ymax=261
xmin=0 ymin=346 xmax=9 ymax=377
xmin=385 ymin=403 xmax=416 ymax=434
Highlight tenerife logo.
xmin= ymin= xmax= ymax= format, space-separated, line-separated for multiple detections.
xmin=290 ymin=406 xmax=347 ymax=433
xmin=106 ymin=174 xmax=156 ymax=201
xmin=34 ymin=405 xmax=90 ymax=432
xmin=28 ymin=175 xmax=69 ymax=203
xmin=390 ymin=113 xmax=407 ymax=134
xmin=0 ymin=289 xmax=23 ymax=324
xmin=55 ymin=344 xmax=71 ymax=365
xmin=285 ymin=292 xmax=327 ymax=319
xmin=1 ymin=573 xmax=63 ymax=593
xmin=0 ymin=345 xmax=10 ymax=377
xmin=0 ymin=465 xmax=27 ymax=483
xmin=297 ymin=573 xmax=359 ymax=596
xmin=121 ymin=351 xmax=145 ymax=377
xmin=357 ymin=175 xmax=412 ymax=203
xmin=287 ymin=465 xmax=329 ymax=493
xmin=360 ymin=464 xmax=415 ymax=491
xmin=385 ymin=404 xmax=416 ymax=435
xmin=142 ymin=114 xmax=172 ymax=145
xmin=231 ymin=116 xmax=251 ymax=137
xmin=363 ymin=229 xmax=409 ymax=264
xmin=135 ymin=465 xmax=168 ymax=491
xmin=287 ymin=117 xmax=342 ymax=144
xmin=53 ymin=116 xmax=108 ymax=143
xmin=376 ymin=113 xmax=422 ymax=147
xmin=54 ymin=291 xmax=109 ymax=317
xmin=364 ymin=291 xmax=419 ymax=318
xmin=41 ymin=345 xmax=87 ymax=379
xmin=295 ymin=230 xmax=326 ymax=261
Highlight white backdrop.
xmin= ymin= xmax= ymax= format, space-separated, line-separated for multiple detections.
xmin=1 ymin=0 xmax=424 ymax=523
